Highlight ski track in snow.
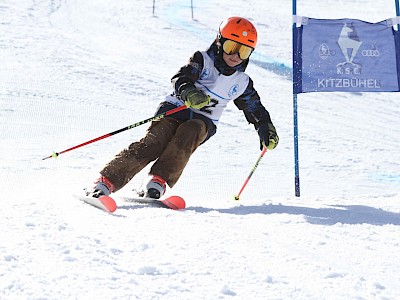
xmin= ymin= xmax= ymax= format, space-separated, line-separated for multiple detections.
xmin=1 ymin=0 xmax=400 ymax=299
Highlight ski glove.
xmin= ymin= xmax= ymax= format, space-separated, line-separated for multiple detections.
xmin=258 ymin=122 xmax=279 ymax=150
xmin=180 ymin=86 xmax=211 ymax=109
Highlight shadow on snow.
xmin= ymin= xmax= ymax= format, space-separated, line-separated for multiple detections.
xmin=187 ymin=203 xmax=400 ymax=226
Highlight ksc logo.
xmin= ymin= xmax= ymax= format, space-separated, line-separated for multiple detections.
xmin=318 ymin=43 xmax=336 ymax=60
xmin=200 ymin=68 xmax=210 ymax=80
xmin=228 ymin=84 xmax=239 ymax=97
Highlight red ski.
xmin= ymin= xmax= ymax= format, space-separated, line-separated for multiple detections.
xmin=77 ymin=195 xmax=117 ymax=213
xmin=76 ymin=194 xmax=185 ymax=212
xmin=122 ymin=195 xmax=186 ymax=210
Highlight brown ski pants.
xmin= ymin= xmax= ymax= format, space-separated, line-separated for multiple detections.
xmin=99 ymin=117 xmax=208 ymax=192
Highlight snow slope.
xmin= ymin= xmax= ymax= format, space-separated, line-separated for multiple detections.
xmin=1 ymin=0 xmax=399 ymax=299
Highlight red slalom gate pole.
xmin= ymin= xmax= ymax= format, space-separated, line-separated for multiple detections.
xmin=234 ymin=147 xmax=267 ymax=201
xmin=42 ymin=105 xmax=187 ymax=160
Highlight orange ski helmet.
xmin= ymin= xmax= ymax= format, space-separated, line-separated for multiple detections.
xmin=219 ymin=17 xmax=258 ymax=48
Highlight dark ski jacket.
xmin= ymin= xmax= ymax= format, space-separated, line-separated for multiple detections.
xmin=171 ymin=42 xmax=273 ymax=134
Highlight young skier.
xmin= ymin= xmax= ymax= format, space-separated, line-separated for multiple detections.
xmin=87 ymin=16 xmax=279 ymax=200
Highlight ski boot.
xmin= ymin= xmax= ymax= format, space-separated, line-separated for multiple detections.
xmin=86 ymin=176 xmax=114 ymax=198
xmin=145 ymin=175 xmax=166 ymax=199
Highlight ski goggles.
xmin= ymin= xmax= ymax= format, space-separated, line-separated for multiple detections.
xmin=222 ymin=39 xmax=254 ymax=60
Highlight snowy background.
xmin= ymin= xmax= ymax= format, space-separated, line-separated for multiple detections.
xmin=1 ymin=0 xmax=400 ymax=299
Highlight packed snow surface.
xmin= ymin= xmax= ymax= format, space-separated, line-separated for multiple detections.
xmin=1 ymin=0 xmax=399 ymax=299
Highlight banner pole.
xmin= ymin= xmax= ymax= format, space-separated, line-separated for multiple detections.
xmin=292 ymin=0 xmax=301 ymax=197
xmin=396 ymin=0 xmax=400 ymax=31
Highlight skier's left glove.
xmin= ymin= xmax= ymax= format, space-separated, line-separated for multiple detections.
xmin=258 ymin=122 xmax=279 ymax=150
xmin=180 ymin=86 xmax=211 ymax=109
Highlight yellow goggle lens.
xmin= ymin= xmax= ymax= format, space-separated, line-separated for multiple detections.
xmin=222 ymin=40 xmax=253 ymax=60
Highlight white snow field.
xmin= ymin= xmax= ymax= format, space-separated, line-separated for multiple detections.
xmin=1 ymin=0 xmax=399 ymax=299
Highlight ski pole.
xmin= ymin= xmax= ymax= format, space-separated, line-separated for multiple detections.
xmin=234 ymin=147 xmax=267 ymax=201
xmin=42 ymin=105 xmax=187 ymax=160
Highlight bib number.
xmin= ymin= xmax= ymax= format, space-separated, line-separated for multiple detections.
xmin=200 ymin=99 xmax=218 ymax=115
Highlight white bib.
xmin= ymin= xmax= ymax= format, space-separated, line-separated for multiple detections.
xmin=166 ymin=51 xmax=249 ymax=124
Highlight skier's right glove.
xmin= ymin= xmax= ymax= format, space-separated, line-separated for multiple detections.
xmin=180 ymin=86 xmax=211 ymax=109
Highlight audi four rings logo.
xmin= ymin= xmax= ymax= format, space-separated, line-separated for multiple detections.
xmin=362 ymin=49 xmax=380 ymax=57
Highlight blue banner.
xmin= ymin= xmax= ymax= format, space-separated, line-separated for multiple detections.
xmin=293 ymin=17 xmax=400 ymax=93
